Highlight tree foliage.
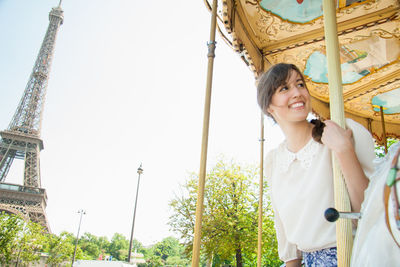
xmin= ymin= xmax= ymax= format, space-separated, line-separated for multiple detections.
xmin=44 ymin=231 xmax=76 ymax=265
xmin=108 ymin=233 xmax=129 ymax=261
xmin=0 ymin=214 xmax=197 ymax=266
xmin=0 ymin=212 xmax=46 ymax=266
xmin=142 ymin=236 xmax=189 ymax=266
xmin=169 ymin=159 xmax=282 ymax=266
xmin=375 ymin=138 xmax=399 ymax=158
xmin=79 ymin=232 xmax=103 ymax=259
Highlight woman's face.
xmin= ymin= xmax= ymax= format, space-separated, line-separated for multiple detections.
xmin=267 ymin=70 xmax=311 ymax=124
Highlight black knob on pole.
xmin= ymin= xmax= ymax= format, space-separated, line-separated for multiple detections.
xmin=325 ymin=207 xmax=340 ymax=222
xmin=324 ymin=207 xmax=361 ymax=222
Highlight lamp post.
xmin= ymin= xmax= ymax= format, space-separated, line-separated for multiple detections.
xmin=71 ymin=209 xmax=86 ymax=267
xmin=128 ymin=164 xmax=144 ymax=263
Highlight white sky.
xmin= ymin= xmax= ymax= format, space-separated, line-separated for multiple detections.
xmin=0 ymin=0 xmax=284 ymax=246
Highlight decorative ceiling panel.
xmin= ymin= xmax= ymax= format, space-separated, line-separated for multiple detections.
xmin=218 ymin=0 xmax=400 ymax=143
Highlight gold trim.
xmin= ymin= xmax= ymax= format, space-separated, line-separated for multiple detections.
xmin=339 ymin=0 xmax=347 ymax=8
xmin=302 ymin=52 xmax=400 ymax=89
xmin=257 ymin=0 xmax=375 ymax=25
xmin=260 ymin=6 xmax=398 ymax=55
xmin=344 ymin=67 xmax=400 ymax=101
xmin=232 ymin=2 xmax=264 ymax=73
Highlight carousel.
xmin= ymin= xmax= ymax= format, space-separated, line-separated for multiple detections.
xmin=192 ymin=0 xmax=400 ymax=266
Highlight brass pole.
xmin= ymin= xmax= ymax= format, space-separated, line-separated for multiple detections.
xmin=191 ymin=0 xmax=218 ymax=265
xmin=322 ymin=1 xmax=353 ymax=266
xmin=367 ymin=118 xmax=372 ymax=135
xmin=257 ymin=113 xmax=265 ymax=267
xmin=380 ymin=106 xmax=388 ymax=154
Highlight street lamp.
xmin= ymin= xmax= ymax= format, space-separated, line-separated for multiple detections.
xmin=128 ymin=164 xmax=144 ymax=263
xmin=71 ymin=209 xmax=86 ymax=267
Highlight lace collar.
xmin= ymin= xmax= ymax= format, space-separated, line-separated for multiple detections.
xmin=276 ymin=138 xmax=320 ymax=173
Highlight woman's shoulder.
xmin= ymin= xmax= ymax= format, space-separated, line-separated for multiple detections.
xmin=265 ymin=148 xmax=276 ymax=167
xmin=345 ymin=118 xmax=374 ymax=141
xmin=345 ymin=118 xmax=376 ymax=177
xmin=345 ymin=118 xmax=369 ymax=133
xmin=266 ymin=141 xmax=286 ymax=159
xmin=265 ymin=142 xmax=286 ymax=174
xmin=345 ymin=117 xmax=361 ymax=128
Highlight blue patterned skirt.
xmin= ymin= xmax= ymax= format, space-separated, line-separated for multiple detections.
xmin=303 ymin=247 xmax=337 ymax=267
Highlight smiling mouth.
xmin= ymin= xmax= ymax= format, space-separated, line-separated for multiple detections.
xmin=289 ymin=102 xmax=304 ymax=109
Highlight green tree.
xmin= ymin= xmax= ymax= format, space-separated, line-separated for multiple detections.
xmin=169 ymin=159 xmax=281 ymax=266
xmin=141 ymin=237 xmax=189 ymax=266
xmin=0 ymin=212 xmax=46 ymax=266
xmin=144 ymin=251 xmax=164 ymax=267
xmin=78 ymin=232 xmax=110 ymax=259
xmin=375 ymin=138 xmax=399 ymax=158
xmin=153 ymin=237 xmax=181 ymax=261
xmin=97 ymin=236 xmax=111 ymax=257
xmin=43 ymin=231 xmax=76 ymax=266
xmin=0 ymin=212 xmax=21 ymax=264
xmin=166 ymin=255 xmax=190 ymax=266
xmin=108 ymin=233 xmax=129 ymax=260
xmin=130 ymin=238 xmax=144 ymax=255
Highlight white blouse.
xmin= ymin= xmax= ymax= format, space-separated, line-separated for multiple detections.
xmin=265 ymin=118 xmax=375 ymax=262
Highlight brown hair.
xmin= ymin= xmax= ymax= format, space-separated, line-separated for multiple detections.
xmin=256 ymin=63 xmax=325 ymax=143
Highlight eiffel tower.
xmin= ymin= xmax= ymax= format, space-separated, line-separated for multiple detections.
xmin=0 ymin=2 xmax=64 ymax=231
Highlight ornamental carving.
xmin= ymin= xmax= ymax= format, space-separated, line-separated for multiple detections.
xmin=337 ymin=0 xmax=380 ymax=18
xmin=345 ymin=79 xmax=400 ymax=120
xmin=251 ymin=0 xmax=389 ymax=45
xmin=219 ymin=0 xmax=400 ymax=143
xmin=254 ymin=4 xmax=323 ymax=43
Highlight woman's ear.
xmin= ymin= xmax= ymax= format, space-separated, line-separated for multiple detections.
xmin=266 ymin=106 xmax=273 ymax=115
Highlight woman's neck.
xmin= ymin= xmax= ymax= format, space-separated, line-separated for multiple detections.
xmin=280 ymin=120 xmax=313 ymax=153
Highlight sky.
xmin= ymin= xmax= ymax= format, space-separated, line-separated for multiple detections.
xmin=0 ymin=0 xmax=284 ymax=246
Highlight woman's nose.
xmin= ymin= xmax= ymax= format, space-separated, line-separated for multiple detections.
xmin=290 ymin=85 xmax=302 ymax=96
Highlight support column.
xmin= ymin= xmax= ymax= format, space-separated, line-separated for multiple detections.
xmin=257 ymin=113 xmax=265 ymax=267
xmin=191 ymin=0 xmax=218 ymax=265
xmin=322 ymin=1 xmax=353 ymax=266
xmin=380 ymin=106 xmax=388 ymax=154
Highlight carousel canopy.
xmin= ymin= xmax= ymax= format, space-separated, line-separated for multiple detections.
xmin=210 ymin=0 xmax=400 ymax=144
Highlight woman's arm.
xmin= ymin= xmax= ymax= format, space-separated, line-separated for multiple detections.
xmin=321 ymin=120 xmax=369 ymax=212
xmin=286 ymin=258 xmax=302 ymax=267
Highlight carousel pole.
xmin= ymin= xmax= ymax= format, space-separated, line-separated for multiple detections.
xmin=380 ymin=106 xmax=388 ymax=154
xmin=191 ymin=0 xmax=218 ymax=265
xmin=257 ymin=113 xmax=265 ymax=267
xmin=322 ymin=1 xmax=353 ymax=266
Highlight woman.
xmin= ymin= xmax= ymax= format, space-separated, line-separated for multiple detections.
xmin=257 ymin=63 xmax=375 ymax=266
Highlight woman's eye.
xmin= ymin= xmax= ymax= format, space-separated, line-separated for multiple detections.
xmin=297 ymin=83 xmax=304 ymax=88
xmin=279 ymin=86 xmax=288 ymax=92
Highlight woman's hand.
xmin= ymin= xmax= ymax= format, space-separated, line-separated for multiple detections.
xmin=320 ymin=120 xmax=368 ymax=212
xmin=321 ymin=120 xmax=354 ymax=155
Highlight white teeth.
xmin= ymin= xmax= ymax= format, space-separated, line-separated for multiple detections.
xmin=290 ymin=102 xmax=304 ymax=108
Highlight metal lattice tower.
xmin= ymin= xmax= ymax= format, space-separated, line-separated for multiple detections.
xmin=0 ymin=2 xmax=63 ymax=231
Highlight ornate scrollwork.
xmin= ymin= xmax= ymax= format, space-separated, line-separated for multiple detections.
xmin=245 ymin=0 xmax=259 ymax=5
xmin=368 ymin=28 xmax=400 ymax=39
xmin=254 ymin=3 xmax=324 ymax=43
xmin=337 ymin=0 xmax=379 ymax=18
xmin=254 ymin=6 xmax=278 ymax=43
